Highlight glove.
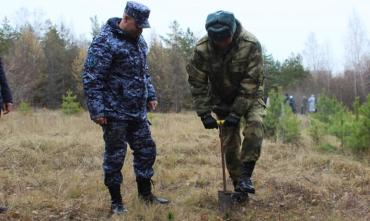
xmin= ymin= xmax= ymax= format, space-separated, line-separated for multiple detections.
xmin=200 ymin=113 xmax=218 ymax=129
xmin=224 ymin=114 xmax=240 ymax=127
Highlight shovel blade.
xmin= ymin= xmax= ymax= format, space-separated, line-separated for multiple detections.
xmin=218 ymin=191 xmax=233 ymax=213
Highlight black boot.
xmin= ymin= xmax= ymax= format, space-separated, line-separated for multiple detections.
xmin=232 ymin=179 xmax=248 ymax=204
xmin=136 ymin=177 xmax=170 ymax=204
xmin=108 ymin=185 xmax=127 ymax=214
xmin=0 ymin=207 xmax=7 ymax=213
xmin=231 ymin=191 xmax=248 ymax=204
xmin=232 ymin=179 xmax=238 ymax=192
xmin=236 ymin=162 xmax=256 ymax=194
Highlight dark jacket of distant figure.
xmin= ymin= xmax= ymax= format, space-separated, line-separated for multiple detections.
xmin=0 ymin=58 xmax=13 ymax=107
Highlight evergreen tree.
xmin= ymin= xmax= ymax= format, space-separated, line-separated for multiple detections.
xmin=279 ymin=54 xmax=309 ymax=88
xmin=263 ymin=52 xmax=309 ymax=95
xmin=264 ymin=88 xmax=284 ymax=140
xmin=278 ymin=104 xmax=301 ymax=143
xmin=158 ymin=21 xmax=197 ymax=112
xmin=264 ymin=88 xmax=300 ymax=143
xmin=346 ymin=95 xmax=370 ymax=152
xmin=0 ymin=17 xmax=19 ymax=56
xmin=62 ymin=90 xmax=81 ymax=115
xmin=263 ymin=51 xmax=281 ymax=95
xmin=148 ymin=36 xmax=172 ymax=111
xmin=40 ymin=25 xmax=78 ymax=108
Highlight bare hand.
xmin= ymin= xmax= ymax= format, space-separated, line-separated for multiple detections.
xmin=93 ymin=117 xmax=107 ymax=125
xmin=148 ymin=100 xmax=158 ymax=111
xmin=2 ymin=103 xmax=13 ymax=115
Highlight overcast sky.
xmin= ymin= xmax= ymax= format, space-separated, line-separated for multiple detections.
xmin=1 ymin=0 xmax=369 ymax=73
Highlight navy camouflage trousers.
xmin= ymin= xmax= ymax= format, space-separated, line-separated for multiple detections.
xmin=102 ymin=118 xmax=156 ymax=187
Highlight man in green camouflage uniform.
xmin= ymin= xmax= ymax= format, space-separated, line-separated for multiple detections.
xmin=187 ymin=11 xmax=265 ymax=200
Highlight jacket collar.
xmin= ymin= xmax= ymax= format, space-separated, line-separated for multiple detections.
xmin=106 ymin=17 xmax=141 ymax=43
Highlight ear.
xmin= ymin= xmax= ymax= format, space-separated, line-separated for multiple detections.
xmin=123 ymin=14 xmax=129 ymax=23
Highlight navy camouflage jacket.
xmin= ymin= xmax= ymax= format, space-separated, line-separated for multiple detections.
xmin=82 ymin=17 xmax=157 ymax=121
xmin=0 ymin=58 xmax=13 ymax=107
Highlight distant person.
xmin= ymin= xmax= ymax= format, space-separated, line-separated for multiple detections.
xmin=284 ymin=93 xmax=296 ymax=113
xmin=265 ymin=96 xmax=270 ymax=107
xmin=284 ymin=93 xmax=290 ymax=104
xmin=308 ymin=94 xmax=316 ymax=113
xmin=301 ymin=96 xmax=308 ymax=114
xmin=288 ymin=95 xmax=296 ymax=113
xmin=187 ymin=10 xmax=265 ymax=203
xmin=81 ymin=1 xmax=169 ymax=215
xmin=0 ymin=58 xmax=13 ymax=117
xmin=0 ymin=57 xmax=13 ymax=214
xmin=0 ymin=58 xmax=13 ymax=118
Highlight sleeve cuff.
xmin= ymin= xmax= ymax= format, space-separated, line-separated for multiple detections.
xmin=147 ymin=96 xmax=157 ymax=102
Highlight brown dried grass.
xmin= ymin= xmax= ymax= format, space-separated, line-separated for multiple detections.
xmin=0 ymin=110 xmax=369 ymax=221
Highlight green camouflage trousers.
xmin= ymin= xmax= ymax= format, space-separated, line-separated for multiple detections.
xmin=217 ymin=100 xmax=265 ymax=181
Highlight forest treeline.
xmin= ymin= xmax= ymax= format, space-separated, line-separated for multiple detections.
xmin=0 ymin=13 xmax=369 ymax=112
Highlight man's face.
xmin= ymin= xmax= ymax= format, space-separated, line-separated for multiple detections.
xmin=125 ymin=16 xmax=143 ymax=38
xmin=213 ymin=36 xmax=233 ymax=49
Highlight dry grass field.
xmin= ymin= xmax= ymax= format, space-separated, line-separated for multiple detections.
xmin=0 ymin=111 xmax=369 ymax=221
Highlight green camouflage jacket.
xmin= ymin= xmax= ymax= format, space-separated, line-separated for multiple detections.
xmin=187 ymin=20 xmax=264 ymax=117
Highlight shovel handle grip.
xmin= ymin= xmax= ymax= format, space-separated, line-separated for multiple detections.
xmin=217 ymin=120 xmax=225 ymax=126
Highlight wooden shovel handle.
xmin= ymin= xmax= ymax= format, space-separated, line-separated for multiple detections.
xmin=218 ymin=122 xmax=227 ymax=192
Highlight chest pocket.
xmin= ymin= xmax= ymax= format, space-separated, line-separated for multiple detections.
xmin=228 ymin=59 xmax=248 ymax=84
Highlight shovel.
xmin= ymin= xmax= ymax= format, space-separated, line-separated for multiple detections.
xmin=217 ymin=120 xmax=233 ymax=213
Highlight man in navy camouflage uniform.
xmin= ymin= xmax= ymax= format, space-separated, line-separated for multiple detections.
xmin=0 ymin=57 xmax=13 ymax=214
xmin=82 ymin=1 xmax=169 ymax=214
